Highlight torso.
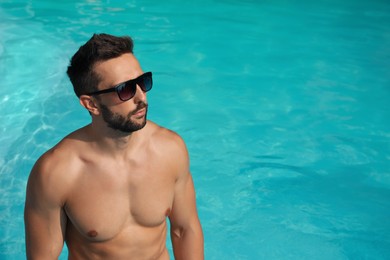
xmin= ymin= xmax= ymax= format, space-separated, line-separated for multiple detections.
xmin=53 ymin=121 xmax=177 ymax=259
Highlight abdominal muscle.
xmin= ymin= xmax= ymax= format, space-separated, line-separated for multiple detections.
xmin=65 ymin=217 xmax=170 ymax=260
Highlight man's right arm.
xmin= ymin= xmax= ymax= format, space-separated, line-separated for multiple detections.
xmin=24 ymin=152 xmax=67 ymax=260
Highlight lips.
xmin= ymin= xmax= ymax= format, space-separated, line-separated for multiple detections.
xmin=132 ymin=104 xmax=147 ymax=117
xmin=133 ymin=108 xmax=146 ymax=116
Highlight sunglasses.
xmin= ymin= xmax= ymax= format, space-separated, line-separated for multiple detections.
xmin=86 ymin=72 xmax=153 ymax=101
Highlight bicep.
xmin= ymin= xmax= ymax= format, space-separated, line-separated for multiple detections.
xmin=169 ymin=171 xmax=199 ymax=231
xmin=24 ymin=204 xmax=67 ymax=259
xmin=24 ymin=162 xmax=67 ymax=259
xmin=164 ymin=131 xmax=201 ymax=232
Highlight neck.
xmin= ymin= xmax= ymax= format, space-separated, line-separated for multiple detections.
xmin=87 ymin=121 xmax=146 ymax=157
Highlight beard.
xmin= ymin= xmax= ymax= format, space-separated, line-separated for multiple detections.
xmin=100 ymin=102 xmax=148 ymax=133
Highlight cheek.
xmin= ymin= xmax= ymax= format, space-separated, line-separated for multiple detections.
xmin=98 ymin=95 xmax=127 ymax=109
xmin=105 ymin=93 xmax=123 ymax=105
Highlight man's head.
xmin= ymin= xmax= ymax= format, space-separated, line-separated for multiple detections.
xmin=67 ymin=33 xmax=134 ymax=97
xmin=67 ymin=33 xmax=150 ymax=133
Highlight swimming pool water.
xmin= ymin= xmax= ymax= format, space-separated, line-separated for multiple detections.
xmin=1 ymin=0 xmax=389 ymax=259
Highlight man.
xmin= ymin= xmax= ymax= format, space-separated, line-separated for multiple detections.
xmin=24 ymin=33 xmax=204 ymax=260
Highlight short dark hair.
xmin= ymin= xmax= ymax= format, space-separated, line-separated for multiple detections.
xmin=67 ymin=33 xmax=134 ymax=97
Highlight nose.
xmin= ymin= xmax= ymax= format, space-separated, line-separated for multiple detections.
xmin=133 ymin=84 xmax=147 ymax=103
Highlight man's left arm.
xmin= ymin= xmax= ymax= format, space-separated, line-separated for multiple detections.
xmin=168 ymin=136 xmax=204 ymax=260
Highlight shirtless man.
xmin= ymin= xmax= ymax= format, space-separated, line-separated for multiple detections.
xmin=24 ymin=33 xmax=204 ymax=260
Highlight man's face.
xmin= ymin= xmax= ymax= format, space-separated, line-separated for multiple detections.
xmin=93 ymin=53 xmax=149 ymax=133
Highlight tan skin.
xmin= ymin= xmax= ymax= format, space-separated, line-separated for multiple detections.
xmin=24 ymin=53 xmax=204 ymax=260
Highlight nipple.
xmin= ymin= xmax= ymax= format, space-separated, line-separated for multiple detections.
xmin=87 ymin=230 xmax=98 ymax=237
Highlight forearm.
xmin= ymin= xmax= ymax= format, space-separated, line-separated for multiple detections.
xmin=171 ymin=224 xmax=204 ymax=260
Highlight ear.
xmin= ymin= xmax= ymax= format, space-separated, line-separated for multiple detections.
xmin=79 ymin=95 xmax=100 ymax=115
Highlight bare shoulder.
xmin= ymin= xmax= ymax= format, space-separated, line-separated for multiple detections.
xmin=147 ymin=121 xmax=188 ymax=154
xmin=146 ymin=121 xmax=189 ymax=175
xmin=26 ymin=128 xmax=86 ymax=205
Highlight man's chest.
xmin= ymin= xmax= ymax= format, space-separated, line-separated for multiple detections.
xmin=64 ymin=162 xmax=176 ymax=241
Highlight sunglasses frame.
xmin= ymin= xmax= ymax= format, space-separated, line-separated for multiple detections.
xmin=86 ymin=72 xmax=152 ymax=101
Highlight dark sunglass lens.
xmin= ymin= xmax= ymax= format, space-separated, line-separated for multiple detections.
xmin=117 ymin=82 xmax=136 ymax=101
xmin=139 ymin=75 xmax=152 ymax=92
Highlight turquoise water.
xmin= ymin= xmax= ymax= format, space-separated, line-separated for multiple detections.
xmin=1 ymin=0 xmax=390 ymax=259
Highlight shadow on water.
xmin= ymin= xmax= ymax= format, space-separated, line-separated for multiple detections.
xmin=239 ymin=160 xmax=314 ymax=177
